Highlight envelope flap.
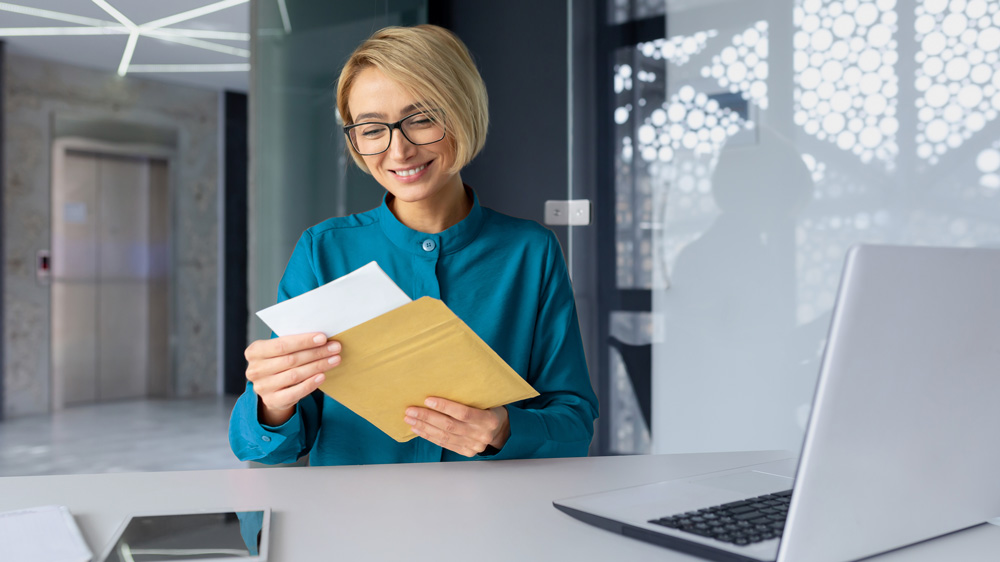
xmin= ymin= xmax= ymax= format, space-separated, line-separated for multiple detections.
xmin=330 ymin=297 xmax=454 ymax=361
xmin=319 ymin=297 xmax=539 ymax=442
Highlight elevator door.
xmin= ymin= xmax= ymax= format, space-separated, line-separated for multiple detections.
xmin=51 ymin=149 xmax=169 ymax=406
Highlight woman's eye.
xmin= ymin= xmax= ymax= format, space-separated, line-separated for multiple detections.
xmin=360 ymin=126 xmax=386 ymax=138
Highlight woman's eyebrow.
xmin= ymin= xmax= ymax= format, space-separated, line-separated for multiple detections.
xmin=354 ymin=111 xmax=386 ymax=122
xmin=353 ymin=104 xmax=425 ymax=122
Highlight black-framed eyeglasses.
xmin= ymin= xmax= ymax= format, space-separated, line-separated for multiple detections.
xmin=343 ymin=110 xmax=446 ymax=156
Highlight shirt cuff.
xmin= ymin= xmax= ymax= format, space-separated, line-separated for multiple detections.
xmin=229 ymin=390 xmax=296 ymax=461
xmin=481 ymin=405 xmax=546 ymax=460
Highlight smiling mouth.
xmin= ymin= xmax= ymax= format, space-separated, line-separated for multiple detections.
xmin=393 ymin=162 xmax=429 ymax=177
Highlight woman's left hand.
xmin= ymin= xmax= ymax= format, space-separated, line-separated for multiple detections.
xmin=404 ymin=397 xmax=510 ymax=457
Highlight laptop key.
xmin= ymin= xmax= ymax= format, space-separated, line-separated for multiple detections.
xmin=686 ymin=527 xmax=716 ymax=538
xmin=720 ymin=500 xmax=753 ymax=509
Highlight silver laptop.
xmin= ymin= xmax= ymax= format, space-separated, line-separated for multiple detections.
xmin=554 ymin=244 xmax=1000 ymax=562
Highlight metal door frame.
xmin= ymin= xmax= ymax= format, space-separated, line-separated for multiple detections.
xmin=592 ymin=2 xmax=666 ymax=454
xmin=50 ymin=137 xmax=176 ymax=409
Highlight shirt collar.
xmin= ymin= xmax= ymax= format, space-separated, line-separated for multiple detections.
xmin=377 ymin=186 xmax=485 ymax=257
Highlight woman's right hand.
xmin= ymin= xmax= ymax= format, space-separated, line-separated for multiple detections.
xmin=244 ymin=333 xmax=341 ymax=427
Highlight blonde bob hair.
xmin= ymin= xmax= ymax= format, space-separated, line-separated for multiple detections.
xmin=336 ymin=25 xmax=489 ymax=175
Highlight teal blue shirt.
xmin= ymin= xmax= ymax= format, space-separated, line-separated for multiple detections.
xmin=229 ymin=192 xmax=598 ymax=465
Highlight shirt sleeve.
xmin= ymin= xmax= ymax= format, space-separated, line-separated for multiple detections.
xmin=227 ymin=231 xmax=326 ymax=464
xmin=486 ymin=231 xmax=599 ymax=460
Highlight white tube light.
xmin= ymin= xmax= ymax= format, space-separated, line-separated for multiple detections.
xmin=127 ymin=63 xmax=250 ymax=73
xmin=144 ymin=28 xmax=250 ymax=41
xmin=0 ymin=26 xmax=129 ymax=36
xmin=277 ymin=0 xmax=291 ymax=33
xmin=144 ymin=31 xmax=250 ymax=57
xmin=0 ymin=2 xmax=116 ymax=27
xmin=117 ymin=31 xmax=139 ymax=76
xmin=91 ymin=0 xmax=137 ymax=31
xmin=141 ymin=0 xmax=249 ymax=31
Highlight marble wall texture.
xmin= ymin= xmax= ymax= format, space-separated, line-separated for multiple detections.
xmin=3 ymin=53 xmax=221 ymax=417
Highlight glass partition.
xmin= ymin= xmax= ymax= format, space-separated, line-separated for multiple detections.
xmin=605 ymin=0 xmax=1000 ymax=454
xmin=249 ymin=0 xmax=426 ymax=340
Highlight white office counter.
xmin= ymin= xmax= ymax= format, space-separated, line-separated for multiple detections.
xmin=1 ymin=451 xmax=997 ymax=561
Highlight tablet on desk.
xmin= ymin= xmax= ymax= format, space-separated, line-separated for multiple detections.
xmin=94 ymin=508 xmax=270 ymax=562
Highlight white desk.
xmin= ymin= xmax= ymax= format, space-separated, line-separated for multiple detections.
xmin=2 ymin=451 xmax=997 ymax=561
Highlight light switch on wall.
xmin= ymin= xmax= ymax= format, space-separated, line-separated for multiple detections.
xmin=544 ymin=200 xmax=592 ymax=226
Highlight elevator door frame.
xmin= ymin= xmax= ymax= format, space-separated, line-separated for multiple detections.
xmin=50 ymin=137 xmax=176 ymax=410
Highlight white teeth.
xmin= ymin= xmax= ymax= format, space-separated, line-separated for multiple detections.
xmin=395 ymin=163 xmax=427 ymax=177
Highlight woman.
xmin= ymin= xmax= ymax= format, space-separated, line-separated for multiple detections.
xmin=229 ymin=24 xmax=598 ymax=465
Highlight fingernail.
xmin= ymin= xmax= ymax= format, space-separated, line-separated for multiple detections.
xmin=327 ymin=342 xmax=341 ymax=353
xmin=404 ymin=416 xmax=416 ymax=425
xmin=405 ymin=408 xmax=416 ymax=417
xmin=314 ymin=374 xmax=325 ymax=384
xmin=424 ymin=398 xmax=437 ymax=408
xmin=313 ymin=334 xmax=325 ymax=344
xmin=327 ymin=356 xmax=339 ymax=365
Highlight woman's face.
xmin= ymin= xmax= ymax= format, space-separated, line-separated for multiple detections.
xmin=347 ymin=67 xmax=462 ymax=206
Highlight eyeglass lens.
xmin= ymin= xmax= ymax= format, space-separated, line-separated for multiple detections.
xmin=348 ymin=112 xmax=445 ymax=155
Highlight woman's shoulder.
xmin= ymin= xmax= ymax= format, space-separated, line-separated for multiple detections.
xmin=480 ymin=206 xmax=555 ymax=242
xmin=303 ymin=207 xmax=381 ymax=240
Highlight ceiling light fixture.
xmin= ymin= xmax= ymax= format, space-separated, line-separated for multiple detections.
xmin=0 ymin=2 xmax=115 ymax=27
xmin=140 ymin=0 xmax=248 ymax=32
xmin=117 ymin=31 xmax=140 ymax=76
xmin=128 ymin=63 xmax=250 ymax=73
xmin=0 ymin=26 xmax=128 ymax=36
xmin=144 ymin=29 xmax=250 ymax=41
xmin=0 ymin=22 xmax=247 ymax=41
xmin=90 ymin=0 xmax=134 ymax=29
xmin=277 ymin=0 xmax=291 ymax=34
xmin=0 ymin=0 xmax=250 ymax=78
xmin=143 ymin=31 xmax=250 ymax=57
xmin=90 ymin=0 xmax=139 ymax=76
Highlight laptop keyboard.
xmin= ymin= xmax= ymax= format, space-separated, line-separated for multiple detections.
xmin=648 ymin=489 xmax=792 ymax=546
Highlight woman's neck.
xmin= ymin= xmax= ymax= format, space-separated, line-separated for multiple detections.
xmin=388 ymin=179 xmax=472 ymax=234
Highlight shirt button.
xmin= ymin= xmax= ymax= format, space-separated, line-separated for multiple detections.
xmin=261 ymin=435 xmax=271 ymax=442
xmin=421 ymin=239 xmax=436 ymax=252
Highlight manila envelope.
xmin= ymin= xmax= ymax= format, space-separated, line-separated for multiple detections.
xmin=318 ymin=296 xmax=539 ymax=442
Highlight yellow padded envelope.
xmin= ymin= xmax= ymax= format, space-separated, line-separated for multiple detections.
xmin=318 ymin=296 xmax=539 ymax=442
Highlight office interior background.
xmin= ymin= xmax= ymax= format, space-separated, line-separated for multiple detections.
xmin=1 ymin=0 xmax=999 ymax=476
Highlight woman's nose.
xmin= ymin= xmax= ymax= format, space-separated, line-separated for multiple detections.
xmin=387 ymin=127 xmax=415 ymax=159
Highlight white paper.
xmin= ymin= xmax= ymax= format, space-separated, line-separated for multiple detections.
xmin=0 ymin=505 xmax=92 ymax=562
xmin=256 ymin=261 xmax=412 ymax=337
